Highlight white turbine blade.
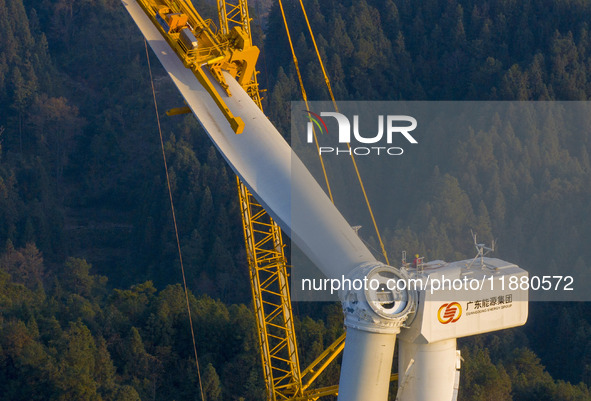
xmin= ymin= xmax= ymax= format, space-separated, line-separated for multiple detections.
xmin=338 ymin=328 xmax=397 ymax=401
xmin=122 ymin=0 xmax=376 ymax=280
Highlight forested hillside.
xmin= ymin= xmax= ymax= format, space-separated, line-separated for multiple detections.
xmin=1 ymin=0 xmax=591 ymax=400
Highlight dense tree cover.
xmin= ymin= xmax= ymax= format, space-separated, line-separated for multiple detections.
xmin=1 ymin=0 xmax=591 ymax=399
xmin=0 ymin=243 xmax=268 ymax=400
xmin=0 ymin=0 xmax=249 ymax=301
xmin=1 ymin=245 xmax=589 ymax=400
xmin=265 ymin=0 xmax=591 ymax=104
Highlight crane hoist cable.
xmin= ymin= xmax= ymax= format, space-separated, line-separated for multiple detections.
xmin=144 ymin=39 xmax=207 ymax=401
xmin=282 ymin=0 xmax=390 ymax=265
xmin=277 ymin=0 xmax=334 ymax=204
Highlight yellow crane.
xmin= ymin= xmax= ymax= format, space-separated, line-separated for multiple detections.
xmin=133 ymin=0 xmax=346 ymax=399
xmin=219 ymin=3 xmax=349 ymax=400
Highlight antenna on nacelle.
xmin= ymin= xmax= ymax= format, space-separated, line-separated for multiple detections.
xmin=468 ymin=230 xmax=496 ymax=268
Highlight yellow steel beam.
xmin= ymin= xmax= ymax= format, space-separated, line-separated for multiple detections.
xmin=301 ymin=333 xmax=346 ymax=391
xmin=238 ymin=179 xmax=303 ymax=400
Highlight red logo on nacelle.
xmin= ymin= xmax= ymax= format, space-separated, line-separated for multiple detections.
xmin=437 ymin=302 xmax=462 ymax=324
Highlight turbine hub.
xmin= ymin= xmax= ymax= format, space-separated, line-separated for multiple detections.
xmin=340 ymin=263 xmax=416 ymax=333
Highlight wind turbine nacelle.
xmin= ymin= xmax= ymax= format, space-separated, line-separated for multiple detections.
xmin=399 ymin=257 xmax=528 ymax=344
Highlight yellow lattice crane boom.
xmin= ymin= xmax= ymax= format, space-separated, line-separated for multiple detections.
xmin=217 ymin=3 xmax=346 ymax=400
